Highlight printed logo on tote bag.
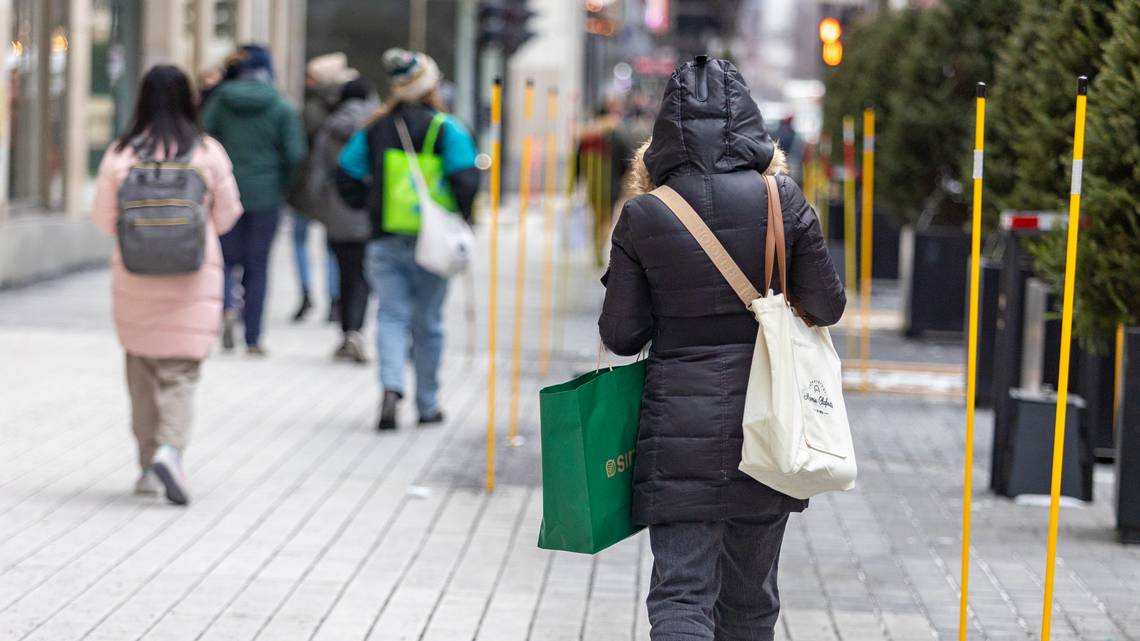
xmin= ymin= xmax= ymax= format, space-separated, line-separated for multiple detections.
xmin=604 ymin=449 xmax=636 ymax=478
xmin=802 ymin=380 xmax=835 ymax=415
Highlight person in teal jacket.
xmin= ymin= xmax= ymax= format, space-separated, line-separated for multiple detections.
xmin=335 ymin=48 xmax=479 ymax=431
xmin=204 ymin=44 xmax=306 ymax=355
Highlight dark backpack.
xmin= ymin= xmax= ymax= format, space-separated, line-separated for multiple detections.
xmin=116 ymin=140 xmax=209 ymax=275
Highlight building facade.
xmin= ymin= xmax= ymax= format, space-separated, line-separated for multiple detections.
xmin=0 ymin=0 xmax=306 ymax=287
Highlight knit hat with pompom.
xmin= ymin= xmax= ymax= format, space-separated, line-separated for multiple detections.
xmin=382 ymin=48 xmax=441 ymax=103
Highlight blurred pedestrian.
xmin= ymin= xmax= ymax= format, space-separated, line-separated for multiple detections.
xmin=599 ymin=57 xmax=846 ymax=640
xmin=287 ymin=53 xmax=358 ymax=323
xmin=335 ymin=48 xmax=479 ymax=430
xmin=204 ymin=44 xmax=306 ymax=356
xmin=91 ymin=65 xmax=243 ymax=506
xmin=196 ymin=66 xmax=224 ymax=106
xmin=773 ymin=115 xmax=803 ymax=182
xmin=305 ymin=77 xmax=378 ymax=363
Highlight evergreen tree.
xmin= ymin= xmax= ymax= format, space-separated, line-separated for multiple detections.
xmin=822 ymin=7 xmax=920 ymax=221
xmin=875 ymin=0 xmax=1020 ymax=225
xmin=1043 ymin=0 xmax=1140 ymax=346
xmin=987 ymin=0 xmax=1115 ymax=216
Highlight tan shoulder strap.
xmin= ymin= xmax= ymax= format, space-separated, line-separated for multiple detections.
xmin=650 ymin=185 xmax=761 ymax=306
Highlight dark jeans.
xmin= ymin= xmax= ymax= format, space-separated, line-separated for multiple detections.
xmin=220 ymin=208 xmax=281 ymax=347
xmin=329 ymin=240 xmax=370 ymax=334
xmin=647 ymin=514 xmax=789 ymax=641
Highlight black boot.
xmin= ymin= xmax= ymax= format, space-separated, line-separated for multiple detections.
xmin=377 ymin=391 xmax=401 ymax=431
xmin=292 ymin=290 xmax=313 ymax=322
xmin=418 ymin=410 xmax=445 ymax=426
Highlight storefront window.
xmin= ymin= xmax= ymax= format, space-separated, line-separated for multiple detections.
xmin=8 ymin=0 xmax=69 ymax=210
xmin=89 ymin=0 xmax=141 ymax=174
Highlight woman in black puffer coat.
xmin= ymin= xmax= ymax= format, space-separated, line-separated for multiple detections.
xmin=599 ymin=56 xmax=846 ymax=641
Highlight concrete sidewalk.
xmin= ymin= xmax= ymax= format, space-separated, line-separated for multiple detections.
xmin=1 ymin=214 xmax=1138 ymax=641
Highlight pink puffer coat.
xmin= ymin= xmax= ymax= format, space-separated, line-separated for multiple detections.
xmin=91 ymin=136 xmax=242 ymax=361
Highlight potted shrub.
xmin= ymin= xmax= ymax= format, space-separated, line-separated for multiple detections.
xmin=1027 ymin=0 xmax=1140 ymax=543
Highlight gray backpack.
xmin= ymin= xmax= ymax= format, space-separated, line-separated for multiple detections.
xmin=116 ymin=140 xmax=209 ymax=275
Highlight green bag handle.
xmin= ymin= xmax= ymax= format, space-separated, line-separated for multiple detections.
xmin=421 ymin=112 xmax=447 ymax=155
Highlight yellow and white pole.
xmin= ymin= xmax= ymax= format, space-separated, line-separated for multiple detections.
xmin=554 ymin=110 xmax=580 ymax=358
xmin=803 ymin=144 xmax=816 ymax=209
xmin=486 ymin=77 xmax=503 ymax=493
xmin=538 ymin=87 xmax=560 ymax=376
xmin=842 ymin=116 xmax=857 ymax=358
xmin=959 ymin=81 xmax=986 ymax=641
xmin=820 ymin=133 xmax=832 ymax=241
xmin=1040 ymin=75 xmax=1088 ymax=641
xmin=860 ymin=108 xmax=876 ymax=389
xmin=1115 ymin=323 xmax=1125 ymax=428
xmin=507 ymin=79 xmax=536 ymax=448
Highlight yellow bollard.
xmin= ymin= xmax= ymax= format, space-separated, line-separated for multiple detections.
xmin=958 ymin=82 xmax=986 ymax=641
xmin=1114 ymin=323 xmax=1125 ymax=429
xmin=803 ymin=144 xmax=816 ymax=209
xmin=1040 ymin=75 xmax=1088 ymax=641
xmin=486 ymin=77 xmax=503 ymax=493
xmin=554 ymin=116 xmax=580 ymax=358
xmin=586 ymin=144 xmax=599 ymax=262
xmin=820 ymin=134 xmax=832 ymax=241
xmin=860 ymin=108 xmax=876 ymax=390
xmin=538 ymin=88 xmax=560 ymax=376
xmin=507 ymin=79 xmax=536 ymax=448
xmin=842 ymin=116 xmax=857 ymax=360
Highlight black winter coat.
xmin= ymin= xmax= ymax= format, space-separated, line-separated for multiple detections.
xmin=599 ymin=57 xmax=846 ymax=525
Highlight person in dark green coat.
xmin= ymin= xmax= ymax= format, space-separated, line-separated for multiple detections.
xmin=204 ymin=44 xmax=306 ymax=356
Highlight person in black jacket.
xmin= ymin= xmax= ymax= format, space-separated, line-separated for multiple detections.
xmin=599 ymin=56 xmax=846 ymax=641
xmin=336 ymin=48 xmax=479 ymax=431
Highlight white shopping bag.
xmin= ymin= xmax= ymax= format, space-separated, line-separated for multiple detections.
xmin=395 ymin=117 xmax=475 ymax=278
xmin=650 ymin=174 xmax=856 ymax=500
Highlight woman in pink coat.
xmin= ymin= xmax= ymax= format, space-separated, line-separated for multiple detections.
xmin=91 ymin=65 xmax=242 ymax=506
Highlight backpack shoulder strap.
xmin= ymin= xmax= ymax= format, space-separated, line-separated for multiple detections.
xmin=422 ymin=112 xmax=447 ymax=154
xmin=649 ymin=185 xmax=761 ymax=307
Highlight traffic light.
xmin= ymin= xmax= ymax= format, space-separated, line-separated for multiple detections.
xmin=478 ymin=0 xmax=537 ymax=57
xmin=819 ymin=16 xmax=843 ymax=66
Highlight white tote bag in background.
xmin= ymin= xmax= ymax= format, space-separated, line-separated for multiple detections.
xmin=650 ymin=174 xmax=856 ymax=500
xmin=395 ymin=117 xmax=474 ymax=278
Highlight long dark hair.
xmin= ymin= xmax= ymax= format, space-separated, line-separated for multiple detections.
xmin=115 ymin=65 xmax=201 ymax=159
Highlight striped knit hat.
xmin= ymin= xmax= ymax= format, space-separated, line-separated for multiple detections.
xmin=382 ymin=48 xmax=441 ymax=102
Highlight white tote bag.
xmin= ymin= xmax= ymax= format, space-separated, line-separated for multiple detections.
xmin=650 ymin=175 xmax=856 ymax=500
xmin=395 ymin=117 xmax=475 ymax=278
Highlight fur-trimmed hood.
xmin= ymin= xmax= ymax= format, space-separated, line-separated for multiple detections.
xmin=625 ymin=56 xmax=787 ymax=196
xmin=626 ymin=137 xmax=787 ymax=196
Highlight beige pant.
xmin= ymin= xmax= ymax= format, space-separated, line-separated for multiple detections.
xmin=125 ymin=353 xmax=201 ymax=471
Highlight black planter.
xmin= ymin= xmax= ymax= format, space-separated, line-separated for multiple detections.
xmin=989 ymin=228 xmax=1043 ymax=493
xmin=1116 ymin=327 xmax=1140 ymax=544
xmin=900 ymin=226 xmax=971 ymax=337
xmin=872 ymin=210 xmax=901 ymax=280
xmin=824 ymin=201 xmax=901 ymax=281
xmin=997 ymin=389 xmax=1092 ymax=502
xmin=1077 ymin=349 xmax=1117 ymax=461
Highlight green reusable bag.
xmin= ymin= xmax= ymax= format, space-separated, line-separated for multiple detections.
xmin=537 ymin=360 xmax=647 ymax=554
xmin=382 ymin=112 xmax=459 ymax=235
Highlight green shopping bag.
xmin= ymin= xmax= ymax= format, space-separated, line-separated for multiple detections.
xmin=537 ymin=360 xmax=646 ymax=554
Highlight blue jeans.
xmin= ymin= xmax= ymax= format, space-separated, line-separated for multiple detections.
xmin=221 ymin=208 xmax=281 ymax=347
xmin=364 ymin=236 xmax=449 ymax=414
xmin=291 ymin=213 xmax=340 ymax=299
xmin=647 ymin=514 xmax=788 ymax=641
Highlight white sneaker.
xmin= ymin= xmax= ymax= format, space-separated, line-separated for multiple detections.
xmin=151 ymin=445 xmax=191 ymax=506
xmin=134 ymin=469 xmax=161 ymax=496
